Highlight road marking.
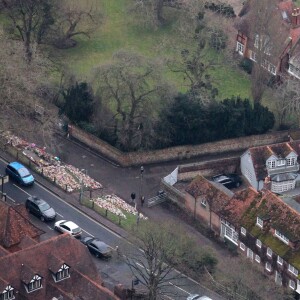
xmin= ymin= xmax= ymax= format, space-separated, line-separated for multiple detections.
xmin=13 ymin=184 xmax=31 ymax=196
xmin=47 ymin=226 xmax=53 ymax=230
xmin=169 ymin=282 xmax=189 ymax=294
xmin=56 ymin=212 xmax=64 ymax=218
xmin=6 ymin=195 xmax=15 ymax=203
xmin=35 ymin=182 xmax=122 ymax=238
xmin=82 ymin=228 xmax=94 ymax=236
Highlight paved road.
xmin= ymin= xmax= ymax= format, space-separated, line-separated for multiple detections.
xmin=0 ymin=157 xmax=224 ymax=300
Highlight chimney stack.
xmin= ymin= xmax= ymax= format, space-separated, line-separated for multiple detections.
xmin=292 ymin=8 xmax=300 ymax=27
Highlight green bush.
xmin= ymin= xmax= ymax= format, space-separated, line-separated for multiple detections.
xmin=209 ymin=29 xmax=227 ymax=51
xmin=239 ymin=58 xmax=253 ymax=74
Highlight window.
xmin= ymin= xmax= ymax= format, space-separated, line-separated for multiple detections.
xmin=201 ymin=199 xmax=207 ymax=207
xmin=236 ymin=42 xmax=244 ymax=55
xmin=256 ymin=217 xmax=263 ymax=228
xmin=289 ymin=64 xmax=300 ymax=79
xmin=26 ymin=275 xmax=42 ymax=293
xmin=250 ymin=51 xmax=257 ymax=62
xmin=247 ymin=248 xmax=254 ymax=260
xmin=289 ymin=280 xmax=296 ymax=290
xmin=254 ymin=34 xmax=259 ymax=48
xmin=275 ymin=230 xmax=289 ymax=245
xmin=267 ymin=247 xmax=273 ymax=257
xmin=255 ymin=255 xmax=261 ymax=263
xmin=240 ymin=242 xmax=245 ymax=251
xmin=256 ymin=239 xmax=262 ymax=248
xmin=267 ymin=160 xmax=276 ymax=168
xmin=287 ymin=157 xmax=296 ymax=166
xmin=277 ymin=256 xmax=283 ymax=265
xmin=288 ymin=264 xmax=298 ymax=276
xmin=265 ymin=262 xmax=272 ymax=272
xmin=0 ymin=285 xmax=14 ymax=300
xmin=55 ymin=264 xmax=70 ymax=282
xmin=241 ymin=227 xmax=246 ymax=236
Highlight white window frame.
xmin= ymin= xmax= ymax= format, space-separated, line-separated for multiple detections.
xmin=256 ymin=217 xmax=263 ymax=228
xmin=241 ymin=227 xmax=246 ymax=236
xmin=240 ymin=242 xmax=245 ymax=251
xmin=255 ymin=255 xmax=261 ymax=263
xmin=289 ymin=63 xmax=300 ymax=79
xmin=254 ymin=34 xmax=259 ymax=48
xmin=247 ymin=248 xmax=254 ymax=260
xmin=268 ymin=160 xmax=276 ymax=168
xmin=275 ymin=230 xmax=289 ymax=245
xmin=277 ymin=159 xmax=286 ymax=167
xmin=236 ymin=42 xmax=244 ymax=55
xmin=277 ymin=256 xmax=283 ymax=266
xmin=256 ymin=239 xmax=262 ymax=248
xmin=287 ymin=157 xmax=296 ymax=166
xmin=289 ymin=279 xmax=296 ymax=290
xmin=26 ymin=275 xmax=42 ymax=293
xmin=55 ymin=264 xmax=70 ymax=282
xmin=267 ymin=247 xmax=273 ymax=257
xmin=201 ymin=199 xmax=207 ymax=207
xmin=250 ymin=51 xmax=257 ymax=62
xmin=0 ymin=285 xmax=14 ymax=300
xmin=288 ymin=264 xmax=298 ymax=276
xmin=265 ymin=262 xmax=272 ymax=272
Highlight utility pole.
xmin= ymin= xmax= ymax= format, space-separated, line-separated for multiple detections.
xmin=139 ymin=166 xmax=144 ymax=206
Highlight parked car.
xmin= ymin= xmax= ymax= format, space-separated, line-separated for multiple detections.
xmin=187 ymin=295 xmax=212 ymax=300
xmin=54 ymin=220 xmax=82 ymax=238
xmin=26 ymin=196 xmax=56 ymax=222
xmin=211 ymin=173 xmax=242 ymax=189
xmin=5 ymin=162 xmax=34 ymax=186
xmin=80 ymin=236 xmax=112 ymax=259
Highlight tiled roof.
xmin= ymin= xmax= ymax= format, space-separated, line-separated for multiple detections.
xmin=185 ymin=176 xmax=232 ymax=213
xmin=220 ymin=187 xmax=259 ymax=226
xmin=0 ymin=202 xmax=44 ymax=249
xmin=0 ymin=234 xmax=119 ymax=300
xmin=247 ymin=141 xmax=300 ymax=180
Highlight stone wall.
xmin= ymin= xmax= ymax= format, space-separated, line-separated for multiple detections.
xmin=69 ymin=125 xmax=290 ymax=167
xmin=160 ymin=180 xmax=186 ymax=209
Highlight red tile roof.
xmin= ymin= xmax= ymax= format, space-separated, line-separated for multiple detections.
xmin=186 ymin=176 xmax=232 ymax=213
xmin=0 ymin=234 xmax=119 ymax=300
xmin=0 ymin=202 xmax=44 ymax=249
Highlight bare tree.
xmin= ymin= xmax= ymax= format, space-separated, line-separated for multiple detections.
xmin=124 ymin=220 xmax=218 ymax=300
xmin=52 ymin=0 xmax=102 ymax=49
xmin=93 ymin=50 xmax=175 ymax=151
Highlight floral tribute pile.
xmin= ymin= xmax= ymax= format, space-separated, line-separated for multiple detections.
xmin=4 ymin=133 xmax=102 ymax=192
xmin=93 ymin=194 xmax=148 ymax=220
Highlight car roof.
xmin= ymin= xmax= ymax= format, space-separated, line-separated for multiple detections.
xmin=61 ymin=221 xmax=80 ymax=230
xmin=9 ymin=161 xmax=26 ymax=170
xmin=91 ymin=240 xmax=110 ymax=250
xmin=28 ymin=196 xmax=45 ymax=204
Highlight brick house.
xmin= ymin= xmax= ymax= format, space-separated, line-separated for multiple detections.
xmin=235 ymin=0 xmax=300 ymax=78
xmin=0 ymin=201 xmax=119 ymax=300
xmin=240 ymin=141 xmax=300 ymax=193
xmin=185 ymin=176 xmax=300 ymax=294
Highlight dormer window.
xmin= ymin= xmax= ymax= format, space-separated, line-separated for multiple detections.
xmin=267 ymin=247 xmax=273 ymax=257
xmin=0 ymin=285 xmax=14 ymax=300
xmin=241 ymin=227 xmax=246 ymax=236
xmin=256 ymin=217 xmax=263 ymax=228
xmin=275 ymin=230 xmax=289 ymax=245
xmin=267 ymin=160 xmax=276 ymax=169
xmin=288 ymin=264 xmax=298 ymax=276
xmin=26 ymin=275 xmax=42 ymax=293
xmin=54 ymin=264 xmax=70 ymax=282
xmin=287 ymin=157 xmax=296 ymax=166
xmin=201 ymin=199 xmax=207 ymax=207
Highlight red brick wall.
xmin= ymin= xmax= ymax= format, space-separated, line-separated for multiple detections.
xmin=69 ymin=125 xmax=290 ymax=167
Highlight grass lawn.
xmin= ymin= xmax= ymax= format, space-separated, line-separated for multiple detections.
xmin=57 ymin=0 xmax=251 ymax=99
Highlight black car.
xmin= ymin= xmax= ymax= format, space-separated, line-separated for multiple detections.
xmin=80 ymin=236 xmax=112 ymax=259
xmin=26 ymin=196 xmax=56 ymax=222
xmin=211 ymin=174 xmax=242 ymax=189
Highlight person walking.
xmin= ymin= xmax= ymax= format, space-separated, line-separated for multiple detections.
xmin=141 ymin=196 xmax=145 ymax=207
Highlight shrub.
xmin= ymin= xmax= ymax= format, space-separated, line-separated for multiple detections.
xmin=209 ymin=29 xmax=227 ymax=51
xmin=205 ymin=2 xmax=236 ymax=18
xmin=239 ymin=58 xmax=253 ymax=74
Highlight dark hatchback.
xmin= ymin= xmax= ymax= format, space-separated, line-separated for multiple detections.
xmin=211 ymin=174 xmax=242 ymax=189
xmin=81 ymin=236 xmax=112 ymax=259
xmin=26 ymin=196 xmax=56 ymax=222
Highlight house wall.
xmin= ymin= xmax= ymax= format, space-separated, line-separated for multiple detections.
xmin=240 ymin=151 xmax=259 ymax=190
xmin=68 ymin=125 xmax=290 ymax=167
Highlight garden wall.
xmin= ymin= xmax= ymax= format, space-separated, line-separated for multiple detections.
xmin=68 ymin=125 xmax=290 ymax=167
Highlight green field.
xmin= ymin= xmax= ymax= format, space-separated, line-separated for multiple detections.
xmin=57 ymin=0 xmax=251 ymax=100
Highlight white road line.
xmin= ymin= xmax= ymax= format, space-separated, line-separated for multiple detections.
xmin=35 ymin=182 xmax=121 ymax=238
xmin=56 ymin=212 xmax=64 ymax=218
xmin=13 ymin=184 xmax=31 ymax=196
xmin=82 ymin=228 xmax=94 ymax=236
xmin=47 ymin=226 xmax=53 ymax=231
xmin=6 ymin=195 xmax=15 ymax=203
xmin=169 ymin=282 xmax=189 ymax=294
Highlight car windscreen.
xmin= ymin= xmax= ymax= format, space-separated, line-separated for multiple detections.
xmin=94 ymin=241 xmax=110 ymax=252
xmin=18 ymin=167 xmax=30 ymax=177
xmin=39 ymin=202 xmax=51 ymax=211
xmin=73 ymin=227 xmax=81 ymax=233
